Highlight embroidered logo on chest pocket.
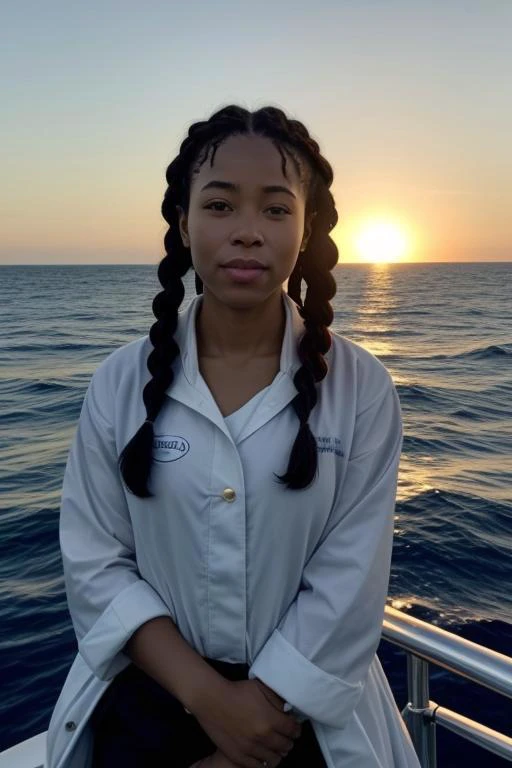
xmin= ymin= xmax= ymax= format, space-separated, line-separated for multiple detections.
xmin=153 ymin=435 xmax=190 ymax=463
xmin=315 ymin=436 xmax=344 ymax=457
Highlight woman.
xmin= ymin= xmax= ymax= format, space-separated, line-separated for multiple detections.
xmin=46 ymin=104 xmax=421 ymax=768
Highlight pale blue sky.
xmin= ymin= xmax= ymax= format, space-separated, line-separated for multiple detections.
xmin=1 ymin=0 xmax=510 ymax=263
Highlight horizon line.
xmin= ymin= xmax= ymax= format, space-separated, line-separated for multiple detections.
xmin=1 ymin=260 xmax=511 ymax=267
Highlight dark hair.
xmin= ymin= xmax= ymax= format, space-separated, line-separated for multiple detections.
xmin=119 ymin=104 xmax=339 ymax=497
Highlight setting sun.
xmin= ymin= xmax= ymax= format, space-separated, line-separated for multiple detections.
xmin=354 ymin=219 xmax=410 ymax=263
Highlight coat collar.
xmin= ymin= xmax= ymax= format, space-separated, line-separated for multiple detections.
xmin=165 ymin=290 xmax=307 ymax=443
xmin=174 ymin=289 xmax=306 ymax=387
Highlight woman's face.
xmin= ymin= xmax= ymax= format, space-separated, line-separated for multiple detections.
xmin=177 ymin=133 xmax=313 ymax=308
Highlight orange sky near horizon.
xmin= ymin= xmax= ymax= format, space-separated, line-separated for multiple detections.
xmin=1 ymin=2 xmax=510 ymax=266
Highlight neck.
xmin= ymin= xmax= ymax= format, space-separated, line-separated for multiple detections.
xmin=196 ymin=289 xmax=286 ymax=360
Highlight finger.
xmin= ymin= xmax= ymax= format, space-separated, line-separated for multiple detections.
xmin=253 ymin=682 xmax=298 ymax=733
xmin=268 ymin=715 xmax=302 ymax=742
xmin=251 ymin=744 xmax=290 ymax=768
xmin=254 ymin=679 xmax=285 ymax=709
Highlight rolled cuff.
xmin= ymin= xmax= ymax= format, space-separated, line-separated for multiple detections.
xmin=78 ymin=579 xmax=174 ymax=680
xmin=248 ymin=628 xmax=364 ymax=729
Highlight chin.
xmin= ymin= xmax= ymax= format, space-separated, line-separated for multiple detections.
xmin=203 ymin=283 xmax=281 ymax=309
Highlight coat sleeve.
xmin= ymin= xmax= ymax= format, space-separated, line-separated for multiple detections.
xmin=59 ymin=359 xmax=173 ymax=681
xmin=248 ymin=373 xmax=403 ymax=729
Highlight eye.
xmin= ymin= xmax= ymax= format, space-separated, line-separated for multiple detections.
xmin=204 ymin=201 xmax=230 ymax=212
xmin=204 ymin=202 xmax=290 ymax=216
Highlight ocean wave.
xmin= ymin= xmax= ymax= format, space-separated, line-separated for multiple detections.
xmin=1 ymin=342 xmax=100 ymax=353
xmin=396 ymin=383 xmax=447 ymax=404
xmin=427 ymin=342 xmax=512 ymax=361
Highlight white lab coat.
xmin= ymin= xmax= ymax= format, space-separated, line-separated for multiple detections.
xmin=46 ymin=289 xmax=421 ymax=768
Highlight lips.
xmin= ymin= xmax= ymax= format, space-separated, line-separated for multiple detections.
xmin=221 ymin=259 xmax=267 ymax=269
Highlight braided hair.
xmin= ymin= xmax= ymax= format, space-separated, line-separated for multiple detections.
xmin=119 ymin=105 xmax=339 ymax=498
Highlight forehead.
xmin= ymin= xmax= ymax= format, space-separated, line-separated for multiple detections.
xmin=191 ymin=134 xmax=303 ymax=192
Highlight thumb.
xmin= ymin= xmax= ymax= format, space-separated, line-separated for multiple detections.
xmin=253 ymin=678 xmax=287 ymax=711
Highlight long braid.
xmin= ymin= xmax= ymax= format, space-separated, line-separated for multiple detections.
xmin=119 ymin=105 xmax=339 ymax=497
xmin=118 ymin=165 xmax=193 ymax=497
xmin=275 ymin=158 xmax=338 ymax=488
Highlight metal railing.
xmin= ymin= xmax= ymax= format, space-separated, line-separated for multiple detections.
xmin=381 ymin=605 xmax=512 ymax=766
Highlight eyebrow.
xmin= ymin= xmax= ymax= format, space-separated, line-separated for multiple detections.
xmin=200 ymin=180 xmax=296 ymax=199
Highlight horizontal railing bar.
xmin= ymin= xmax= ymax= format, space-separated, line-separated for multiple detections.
xmin=382 ymin=606 xmax=512 ymax=700
xmin=434 ymin=705 xmax=512 ymax=762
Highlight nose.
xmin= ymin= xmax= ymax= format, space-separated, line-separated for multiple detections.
xmin=231 ymin=232 xmax=264 ymax=248
xmin=230 ymin=220 xmax=264 ymax=248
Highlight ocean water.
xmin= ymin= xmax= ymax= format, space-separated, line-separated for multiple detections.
xmin=1 ymin=262 xmax=511 ymax=764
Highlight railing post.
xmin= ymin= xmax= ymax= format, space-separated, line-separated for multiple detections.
xmin=401 ymin=653 xmax=437 ymax=768
xmin=383 ymin=606 xmax=512 ymax=764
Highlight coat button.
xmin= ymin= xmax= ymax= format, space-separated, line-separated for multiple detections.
xmin=222 ymin=488 xmax=236 ymax=502
xmin=65 ymin=721 xmax=77 ymax=731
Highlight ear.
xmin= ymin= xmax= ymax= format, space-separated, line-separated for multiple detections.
xmin=176 ymin=205 xmax=190 ymax=248
xmin=301 ymin=212 xmax=317 ymax=251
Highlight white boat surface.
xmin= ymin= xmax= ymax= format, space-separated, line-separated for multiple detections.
xmin=0 ymin=732 xmax=45 ymax=768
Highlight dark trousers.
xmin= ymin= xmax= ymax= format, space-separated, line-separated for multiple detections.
xmin=90 ymin=657 xmax=326 ymax=767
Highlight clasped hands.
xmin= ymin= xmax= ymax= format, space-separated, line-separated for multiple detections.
xmin=187 ymin=677 xmax=302 ymax=768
